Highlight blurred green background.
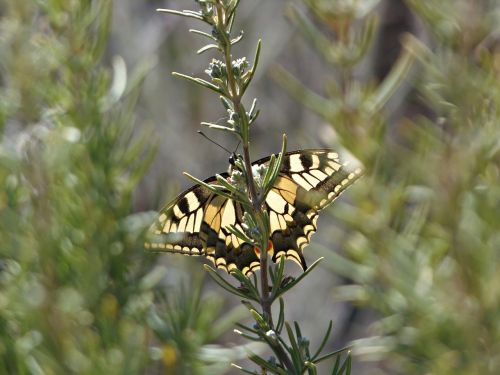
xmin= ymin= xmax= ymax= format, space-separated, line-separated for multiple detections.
xmin=1 ymin=0 xmax=499 ymax=374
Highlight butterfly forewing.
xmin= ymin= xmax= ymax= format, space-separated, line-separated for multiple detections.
xmin=145 ymin=182 xmax=214 ymax=255
xmin=146 ymin=175 xmax=261 ymax=274
xmin=145 ymin=149 xmax=362 ymax=275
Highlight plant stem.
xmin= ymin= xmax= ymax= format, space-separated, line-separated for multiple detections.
xmin=179 ymin=3 xmax=294 ymax=371
xmin=215 ymin=1 xmax=272 ymax=321
xmin=214 ymin=2 xmax=295 ymax=371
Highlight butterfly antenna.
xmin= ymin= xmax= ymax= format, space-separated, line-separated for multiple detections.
xmin=197 ymin=131 xmax=233 ymax=154
xmin=233 ymin=139 xmax=241 ymax=153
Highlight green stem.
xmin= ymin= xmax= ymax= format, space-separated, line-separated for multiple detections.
xmin=213 ymin=2 xmax=294 ymax=371
xmin=217 ymin=3 xmax=271 ymax=321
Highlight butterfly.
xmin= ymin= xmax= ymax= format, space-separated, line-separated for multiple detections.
xmin=145 ymin=149 xmax=362 ymax=275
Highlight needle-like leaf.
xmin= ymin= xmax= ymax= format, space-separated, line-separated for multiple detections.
xmin=157 ymin=8 xmax=204 ymax=20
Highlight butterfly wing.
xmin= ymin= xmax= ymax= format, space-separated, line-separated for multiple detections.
xmin=145 ymin=180 xmax=215 ymax=256
xmin=200 ymin=195 xmax=260 ymax=275
xmin=261 ymin=150 xmax=363 ymax=271
xmin=146 ymin=149 xmax=362 ymax=275
xmin=145 ymin=175 xmax=261 ymax=275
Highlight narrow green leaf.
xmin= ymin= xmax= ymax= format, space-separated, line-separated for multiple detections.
xmin=252 ymin=271 xmax=258 ymax=291
xmin=197 ymin=44 xmax=221 ymax=54
xmin=274 ymin=258 xmax=324 ymax=299
xmin=311 ymin=320 xmax=333 ymax=360
xmin=227 ymin=11 xmax=236 ymax=32
xmin=250 ymin=309 xmax=268 ymax=330
xmin=220 ymin=96 xmax=234 ymax=110
xmin=231 ymin=364 xmax=261 ymax=375
xmin=172 ymin=72 xmax=224 ymax=94
xmin=336 ymin=351 xmax=351 ymax=375
xmin=276 ymin=298 xmax=285 ymax=334
xmin=262 ymin=133 xmax=287 ymax=201
xmin=269 ymin=262 xmax=276 ymax=280
xmin=157 ymin=8 xmax=204 ymax=21
xmin=346 ymin=353 xmax=352 ymax=375
xmin=182 ymin=172 xmax=235 ymax=201
xmin=235 ymin=332 xmax=261 ymax=341
xmin=204 ymin=265 xmax=249 ymax=298
xmin=270 ymin=256 xmax=286 ymax=301
xmin=226 ymin=0 xmax=241 ymax=25
xmin=294 ymin=321 xmax=303 ymax=340
xmin=262 ymin=154 xmax=277 ymax=189
xmin=248 ymin=110 xmax=260 ymax=126
xmin=249 ymin=353 xmax=287 ymax=374
xmin=305 ymin=361 xmax=317 ymax=375
xmin=235 ymin=322 xmax=259 ymax=335
xmin=285 ymin=322 xmax=302 ymax=367
xmin=314 ymin=346 xmax=351 ymax=364
xmin=214 ymin=174 xmax=247 ymax=202
xmin=200 ymin=121 xmax=237 ymax=134
xmin=241 ymin=39 xmax=262 ymax=95
xmin=189 ymin=28 xmax=217 ymax=41
xmin=365 ymin=33 xmax=419 ymax=115
xmin=226 ymin=224 xmax=255 ymax=247
xmin=248 ymin=98 xmax=258 ymax=117
xmin=354 ymin=15 xmax=378 ymax=64
xmin=231 ymin=31 xmax=244 ymax=45
xmin=230 ymin=269 xmax=260 ymax=301
xmin=331 ymin=354 xmax=341 ymax=375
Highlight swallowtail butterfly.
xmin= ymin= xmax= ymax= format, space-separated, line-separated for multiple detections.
xmin=145 ymin=149 xmax=362 ymax=275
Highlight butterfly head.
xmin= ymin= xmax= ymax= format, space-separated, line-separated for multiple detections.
xmin=228 ymin=153 xmax=243 ymax=173
xmin=228 ymin=153 xmax=237 ymax=167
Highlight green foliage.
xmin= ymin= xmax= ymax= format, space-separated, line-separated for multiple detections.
xmin=0 ymin=1 xmax=240 ymax=374
xmin=224 ymin=259 xmax=351 ymax=375
xmin=0 ymin=1 xmax=155 ymax=373
xmin=277 ymin=1 xmax=500 ymax=374
xmin=147 ymin=280 xmax=251 ymax=375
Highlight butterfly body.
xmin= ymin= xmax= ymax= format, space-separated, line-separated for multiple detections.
xmin=145 ymin=149 xmax=362 ymax=275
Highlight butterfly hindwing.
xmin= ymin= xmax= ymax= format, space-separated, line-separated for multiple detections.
xmin=263 ymin=150 xmax=362 ymax=271
xmin=200 ymin=194 xmax=260 ymax=275
xmin=146 ymin=149 xmax=362 ymax=275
